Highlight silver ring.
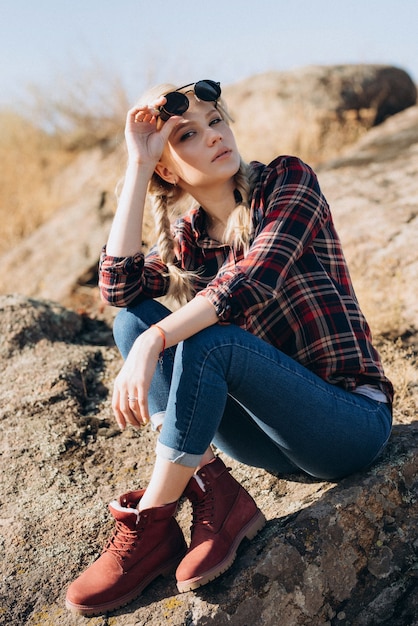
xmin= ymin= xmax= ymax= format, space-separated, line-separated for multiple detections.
xmin=128 ymin=397 xmax=137 ymax=402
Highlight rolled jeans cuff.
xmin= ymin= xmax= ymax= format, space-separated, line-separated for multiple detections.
xmin=150 ymin=411 xmax=165 ymax=432
xmin=155 ymin=440 xmax=203 ymax=468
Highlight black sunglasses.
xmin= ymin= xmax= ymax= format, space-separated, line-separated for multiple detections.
xmin=159 ymin=80 xmax=221 ymax=121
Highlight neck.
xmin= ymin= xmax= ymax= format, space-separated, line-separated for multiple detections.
xmin=206 ymin=213 xmax=228 ymax=228
xmin=188 ymin=180 xmax=237 ymax=223
xmin=206 ymin=217 xmax=227 ymax=243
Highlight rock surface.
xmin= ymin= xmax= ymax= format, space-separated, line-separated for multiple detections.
xmin=318 ymin=104 xmax=418 ymax=339
xmin=224 ymin=64 xmax=417 ymax=165
xmin=0 ymin=66 xmax=417 ymax=626
xmin=0 ymin=296 xmax=416 ymax=626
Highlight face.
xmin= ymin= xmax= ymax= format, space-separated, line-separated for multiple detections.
xmin=158 ymin=98 xmax=241 ymax=192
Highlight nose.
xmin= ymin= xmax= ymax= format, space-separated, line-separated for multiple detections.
xmin=206 ymin=126 xmax=222 ymax=145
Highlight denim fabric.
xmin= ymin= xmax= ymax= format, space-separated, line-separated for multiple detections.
xmin=113 ymin=299 xmax=174 ymax=421
xmin=113 ymin=300 xmax=392 ymax=480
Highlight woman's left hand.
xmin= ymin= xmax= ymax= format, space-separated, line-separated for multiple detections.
xmin=112 ymin=329 xmax=162 ymax=430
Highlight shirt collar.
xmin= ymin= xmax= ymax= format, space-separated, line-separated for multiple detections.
xmin=189 ymin=206 xmax=229 ymax=249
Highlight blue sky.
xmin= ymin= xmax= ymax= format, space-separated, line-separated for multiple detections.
xmin=0 ymin=0 xmax=417 ymax=106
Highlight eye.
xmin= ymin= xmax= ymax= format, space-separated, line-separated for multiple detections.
xmin=179 ymin=130 xmax=195 ymax=142
xmin=209 ymin=116 xmax=223 ymax=126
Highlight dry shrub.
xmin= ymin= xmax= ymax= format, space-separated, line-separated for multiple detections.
xmin=27 ymin=62 xmax=129 ymax=151
xmin=339 ymin=258 xmax=417 ymax=422
xmin=0 ymin=63 xmax=131 ymax=256
xmin=0 ymin=111 xmax=74 ymax=255
xmin=350 ymin=264 xmax=417 ymax=421
xmin=376 ymin=338 xmax=417 ymax=423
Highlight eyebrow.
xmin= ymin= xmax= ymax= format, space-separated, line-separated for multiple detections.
xmin=171 ymin=107 xmax=218 ymax=137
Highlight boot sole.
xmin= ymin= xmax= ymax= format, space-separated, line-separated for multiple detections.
xmin=65 ymin=548 xmax=186 ymax=616
xmin=176 ymin=509 xmax=266 ymax=593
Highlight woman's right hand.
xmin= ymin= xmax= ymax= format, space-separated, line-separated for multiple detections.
xmin=111 ymin=327 xmax=163 ymax=431
xmin=124 ymin=96 xmax=180 ymax=167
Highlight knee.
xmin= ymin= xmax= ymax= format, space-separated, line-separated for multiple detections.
xmin=113 ymin=309 xmax=138 ymax=358
xmin=182 ymin=325 xmax=215 ymax=354
xmin=181 ymin=325 xmax=232 ymax=368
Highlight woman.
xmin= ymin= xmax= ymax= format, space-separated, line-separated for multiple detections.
xmin=66 ymin=80 xmax=393 ymax=616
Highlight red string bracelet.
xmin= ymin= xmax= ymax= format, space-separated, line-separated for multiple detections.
xmin=151 ymin=324 xmax=166 ymax=357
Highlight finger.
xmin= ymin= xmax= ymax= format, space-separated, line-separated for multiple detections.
xmin=150 ymin=115 xmax=179 ymax=142
xmin=129 ymin=96 xmax=165 ymax=115
xmin=112 ymin=387 xmax=126 ymax=431
xmin=116 ymin=390 xmax=149 ymax=430
xmin=129 ymin=103 xmax=160 ymax=124
xmin=136 ymin=394 xmax=150 ymax=426
xmin=128 ymin=396 xmax=149 ymax=428
xmin=118 ymin=395 xmax=145 ymax=430
xmin=134 ymin=111 xmax=158 ymax=124
xmin=112 ymin=383 xmax=143 ymax=430
xmin=121 ymin=390 xmax=149 ymax=428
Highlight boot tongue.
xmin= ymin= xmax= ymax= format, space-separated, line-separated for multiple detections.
xmin=185 ymin=473 xmax=207 ymax=503
xmin=108 ymin=500 xmax=140 ymax=530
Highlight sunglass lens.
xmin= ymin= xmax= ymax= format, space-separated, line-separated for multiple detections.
xmin=159 ymin=91 xmax=189 ymax=120
xmin=194 ymin=80 xmax=221 ymax=102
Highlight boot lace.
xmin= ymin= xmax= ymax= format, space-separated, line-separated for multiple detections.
xmin=104 ymin=521 xmax=142 ymax=560
xmin=191 ymin=488 xmax=215 ymax=528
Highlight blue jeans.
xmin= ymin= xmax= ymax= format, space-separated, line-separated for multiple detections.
xmin=113 ymin=300 xmax=392 ymax=480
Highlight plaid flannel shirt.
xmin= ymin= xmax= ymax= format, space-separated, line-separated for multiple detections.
xmin=99 ymin=156 xmax=393 ymax=403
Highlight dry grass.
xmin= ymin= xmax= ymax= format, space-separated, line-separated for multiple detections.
xmin=0 ymin=110 xmax=74 ymax=255
xmin=0 ymin=63 xmax=129 ymax=256
xmin=378 ymin=339 xmax=417 ymax=423
xmin=26 ymin=62 xmax=129 ymax=151
xmin=349 ymin=264 xmax=418 ymax=421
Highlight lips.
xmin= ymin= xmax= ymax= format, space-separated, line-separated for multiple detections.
xmin=212 ymin=148 xmax=231 ymax=162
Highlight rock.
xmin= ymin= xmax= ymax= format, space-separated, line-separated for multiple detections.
xmin=0 ymin=305 xmax=416 ymax=625
xmin=223 ymin=64 xmax=417 ymax=165
xmin=318 ymin=106 xmax=418 ymax=337
xmin=190 ymin=427 xmax=418 ymax=626
xmin=0 ymin=147 xmax=124 ymax=310
xmin=0 ymin=293 xmax=82 ymax=358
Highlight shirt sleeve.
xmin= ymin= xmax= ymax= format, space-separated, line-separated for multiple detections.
xmin=98 ymin=246 xmax=169 ymax=307
xmin=200 ymin=156 xmax=331 ymax=322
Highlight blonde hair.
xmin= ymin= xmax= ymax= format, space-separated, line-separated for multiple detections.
xmin=144 ymin=83 xmax=254 ymax=304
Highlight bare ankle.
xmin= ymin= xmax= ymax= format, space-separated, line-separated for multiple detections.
xmin=197 ymin=448 xmax=216 ymax=471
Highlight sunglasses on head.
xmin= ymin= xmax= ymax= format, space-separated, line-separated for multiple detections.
xmin=159 ymin=80 xmax=221 ymax=121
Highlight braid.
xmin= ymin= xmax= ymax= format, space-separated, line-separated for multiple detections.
xmin=152 ymin=193 xmax=175 ymax=266
xmin=149 ymin=174 xmax=196 ymax=304
xmin=224 ymin=159 xmax=254 ymax=252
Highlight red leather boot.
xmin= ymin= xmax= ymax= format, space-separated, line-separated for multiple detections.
xmin=65 ymin=489 xmax=187 ymax=616
xmin=176 ymin=457 xmax=266 ymax=592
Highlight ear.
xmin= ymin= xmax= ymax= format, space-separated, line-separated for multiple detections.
xmin=155 ymin=162 xmax=178 ymax=185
